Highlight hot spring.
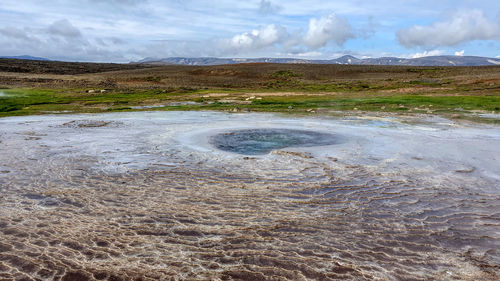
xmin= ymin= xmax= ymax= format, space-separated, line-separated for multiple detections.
xmin=210 ymin=128 xmax=342 ymax=155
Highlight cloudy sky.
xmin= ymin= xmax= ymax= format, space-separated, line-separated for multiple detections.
xmin=0 ymin=0 xmax=499 ymax=62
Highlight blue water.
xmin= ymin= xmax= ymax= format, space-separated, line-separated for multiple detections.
xmin=211 ymin=128 xmax=341 ymax=155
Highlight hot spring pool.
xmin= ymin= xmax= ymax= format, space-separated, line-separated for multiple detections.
xmin=210 ymin=128 xmax=342 ymax=155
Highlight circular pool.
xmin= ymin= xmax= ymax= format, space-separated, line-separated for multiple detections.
xmin=210 ymin=128 xmax=341 ymax=155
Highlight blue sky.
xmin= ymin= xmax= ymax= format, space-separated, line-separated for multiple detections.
xmin=0 ymin=0 xmax=499 ymax=62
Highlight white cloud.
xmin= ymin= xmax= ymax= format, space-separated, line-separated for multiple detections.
xmin=223 ymin=14 xmax=357 ymax=55
xmin=454 ymin=50 xmax=465 ymax=56
xmin=304 ymin=14 xmax=353 ymax=49
xmin=227 ymin=24 xmax=288 ymax=52
xmin=397 ymin=10 xmax=500 ymax=48
xmin=293 ymin=51 xmax=323 ymax=57
xmin=496 ymin=55 xmax=500 ymax=58
xmin=409 ymin=50 xmax=444 ymax=59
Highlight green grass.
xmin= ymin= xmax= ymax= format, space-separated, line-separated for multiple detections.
xmin=0 ymin=88 xmax=202 ymax=116
xmin=1 ymin=88 xmax=499 ymax=124
xmin=247 ymin=95 xmax=500 ymax=112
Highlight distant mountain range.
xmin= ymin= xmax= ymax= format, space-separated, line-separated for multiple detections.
xmin=2 ymin=54 xmax=500 ymax=67
xmin=138 ymin=55 xmax=500 ymax=66
xmin=0 ymin=55 xmax=50 ymax=61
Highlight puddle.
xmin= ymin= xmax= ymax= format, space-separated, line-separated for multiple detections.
xmin=168 ymin=101 xmax=201 ymax=106
xmin=478 ymin=113 xmax=500 ymax=119
xmin=210 ymin=128 xmax=342 ymax=155
xmin=130 ymin=102 xmax=201 ymax=109
xmin=60 ymin=120 xmax=122 ymax=128
xmin=130 ymin=105 xmax=166 ymax=109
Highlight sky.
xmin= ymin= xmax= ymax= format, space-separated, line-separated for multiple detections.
xmin=0 ymin=0 xmax=499 ymax=62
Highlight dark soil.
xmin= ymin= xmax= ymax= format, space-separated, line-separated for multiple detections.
xmin=0 ymin=58 xmax=153 ymax=75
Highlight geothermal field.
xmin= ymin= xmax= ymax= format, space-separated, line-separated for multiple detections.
xmin=2 ymin=0 xmax=500 ymax=278
xmin=0 ymin=111 xmax=499 ymax=280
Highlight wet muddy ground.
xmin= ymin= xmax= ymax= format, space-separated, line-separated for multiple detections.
xmin=0 ymin=111 xmax=499 ymax=280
